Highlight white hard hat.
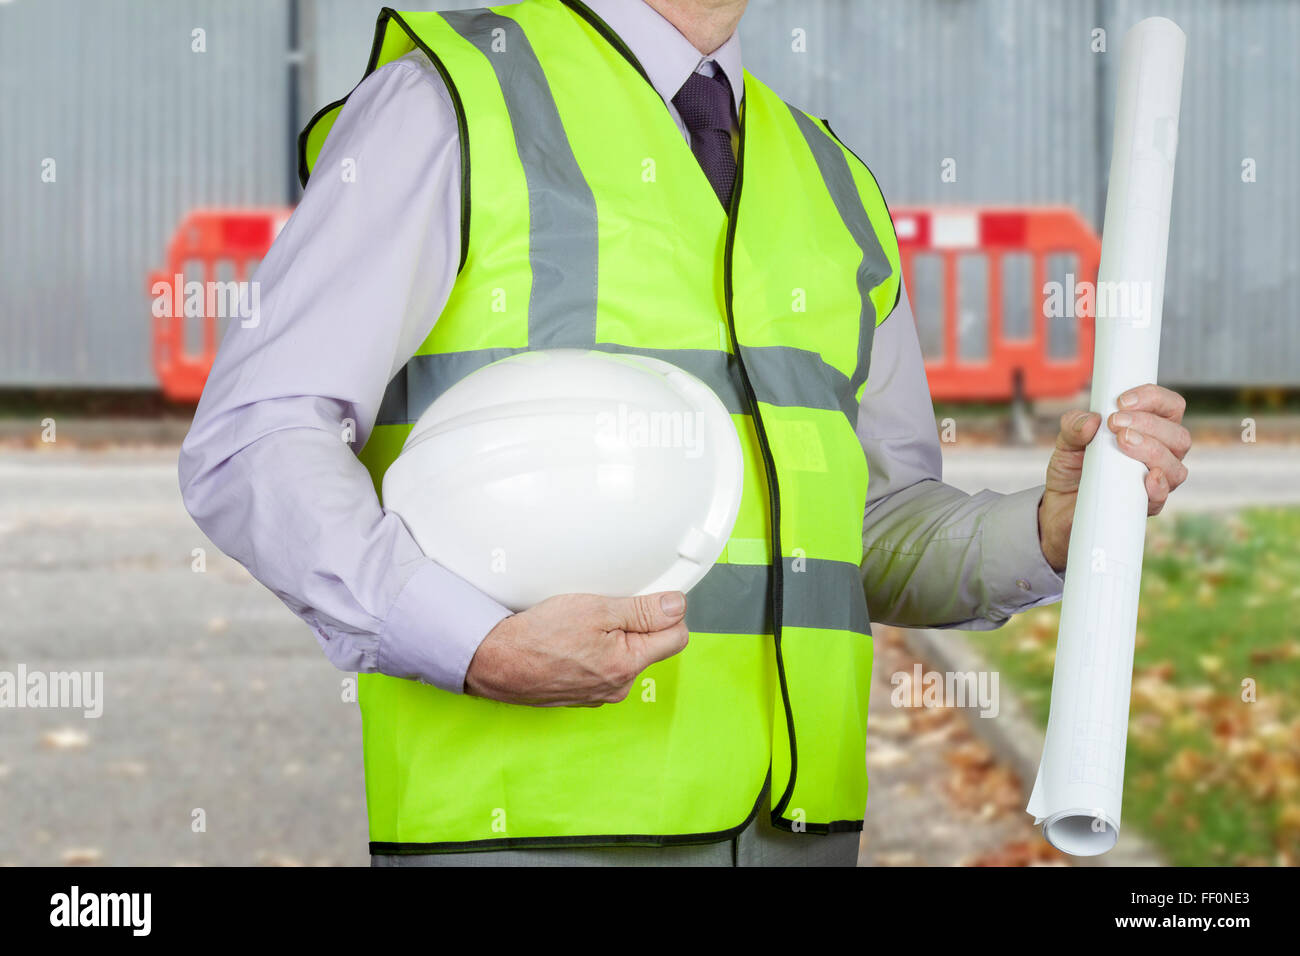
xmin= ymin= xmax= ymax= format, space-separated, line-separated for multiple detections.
xmin=382 ymin=349 xmax=744 ymax=612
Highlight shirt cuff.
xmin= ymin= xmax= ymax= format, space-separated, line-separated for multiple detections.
xmin=979 ymin=484 xmax=1066 ymax=622
xmin=375 ymin=560 xmax=513 ymax=694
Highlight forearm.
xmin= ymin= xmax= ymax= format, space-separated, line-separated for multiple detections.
xmin=177 ymin=51 xmax=508 ymax=692
xmin=857 ymin=283 xmax=1063 ymax=629
xmin=179 ymin=399 xmax=510 ymax=690
xmin=862 ymin=479 xmax=1062 ymax=629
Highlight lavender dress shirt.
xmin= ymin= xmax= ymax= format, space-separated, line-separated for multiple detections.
xmin=178 ymin=0 xmax=1064 ymax=695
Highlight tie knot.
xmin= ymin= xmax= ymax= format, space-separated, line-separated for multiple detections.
xmin=672 ymin=70 xmax=734 ymax=135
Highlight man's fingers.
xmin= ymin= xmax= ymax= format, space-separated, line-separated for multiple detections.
xmin=1117 ymin=383 xmax=1186 ymax=424
xmin=1042 ymin=410 xmax=1101 ymax=495
xmin=1055 ymin=410 xmax=1102 ymax=453
xmin=1108 ymin=409 xmax=1192 ymax=460
xmin=606 ymin=590 xmax=687 ymax=634
xmin=1146 ymin=467 xmax=1171 ymax=516
xmin=634 ymin=620 xmax=691 ymax=666
xmin=1116 ymin=425 xmax=1188 ymax=488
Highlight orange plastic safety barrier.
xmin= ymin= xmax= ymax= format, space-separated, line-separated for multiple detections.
xmin=152 ymin=205 xmax=1098 ymax=405
xmin=891 ymin=206 xmax=1100 ymax=401
xmin=150 ymin=208 xmax=291 ymax=402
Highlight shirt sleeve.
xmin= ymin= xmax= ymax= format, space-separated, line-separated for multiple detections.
xmin=178 ymin=51 xmax=510 ymax=693
xmin=858 ymin=282 xmax=1066 ymax=629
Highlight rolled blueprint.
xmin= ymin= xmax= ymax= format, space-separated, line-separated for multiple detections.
xmin=1026 ymin=17 xmax=1186 ymax=856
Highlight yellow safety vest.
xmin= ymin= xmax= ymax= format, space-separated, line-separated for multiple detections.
xmin=300 ymin=0 xmax=901 ymax=853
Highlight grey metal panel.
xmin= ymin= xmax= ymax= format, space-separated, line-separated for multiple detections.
xmin=741 ymin=0 xmax=1104 ymax=374
xmin=2 ymin=0 xmax=1296 ymax=388
xmin=741 ymin=0 xmax=1105 ymax=213
xmin=1100 ymin=0 xmax=1300 ymax=385
xmin=0 ymin=0 xmax=289 ymax=388
xmin=740 ymin=0 xmax=1300 ymax=386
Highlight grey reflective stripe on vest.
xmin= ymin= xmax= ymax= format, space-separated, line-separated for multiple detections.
xmin=440 ymin=9 xmax=599 ymax=349
xmin=686 ymin=559 xmax=869 ymax=635
xmin=782 ymin=557 xmax=871 ymax=634
xmin=373 ymin=28 xmax=877 ymax=431
xmin=739 ymin=345 xmax=860 ymax=426
xmin=377 ymin=347 xmax=745 ymax=425
xmin=786 ymin=106 xmax=893 ymax=398
xmin=376 ymin=345 xmax=863 ymax=426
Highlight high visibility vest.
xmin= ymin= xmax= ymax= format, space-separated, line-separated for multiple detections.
xmin=300 ymin=0 xmax=901 ymax=853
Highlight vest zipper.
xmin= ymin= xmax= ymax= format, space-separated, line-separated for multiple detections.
xmin=719 ymin=96 xmax=801 ymax=827
xmin=562 ymin=0 xmax=804 ymax=830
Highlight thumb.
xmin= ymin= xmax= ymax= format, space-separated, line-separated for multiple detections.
xmin=1046 ymin=410 xmax=1101 ymax=495
xmin=607 ymin=591 xmax=687 ymax=634
xmin=1055 ymin=409 xmax=1101 ymax=455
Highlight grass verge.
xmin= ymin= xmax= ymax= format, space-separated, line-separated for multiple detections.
xmin=973 ymin=507 xmax=1300 ymax=866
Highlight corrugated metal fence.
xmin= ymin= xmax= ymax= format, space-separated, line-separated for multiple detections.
xmin=1 ymin=0 xmax=1295 ymax=388
xmin=0 ymin=0 xmax=289 ymax=387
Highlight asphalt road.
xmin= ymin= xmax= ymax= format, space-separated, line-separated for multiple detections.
xmin=940 ymin=442 xmax=1300 ymax=511
xmin=0 ymin=448 xmax=368 ymax=866
xmin=1 ymin=440 xmax=1292 ymax=866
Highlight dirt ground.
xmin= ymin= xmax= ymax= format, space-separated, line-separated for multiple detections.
xmin=859 ymin=626 xmax=1068 ymax=867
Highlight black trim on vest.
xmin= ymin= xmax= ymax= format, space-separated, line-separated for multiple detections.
xmin=775 ymin=818 xmax=865 ymax=835
xmin=560 ymin=0 xmax=811 ymax=836
xmin=719 ymin=99 xmax=801 ymax=830
xmin=558 ymin=0 xmax=654 ymax=87
xmin=296 ymin=8 xmax=472 ymax=275
xmin=294 ymin=11 xmax=389 ymax=190
xmin=821 ymin=118 xmax=902 ymax=318
xmin=370 ymin=771 xmax=774 ymax=856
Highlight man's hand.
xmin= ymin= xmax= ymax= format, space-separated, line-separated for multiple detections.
xmin=464 ymin=591 xmax=689 ymax=707
xmin=1038 ymin=383 xmax=1191 ymax=572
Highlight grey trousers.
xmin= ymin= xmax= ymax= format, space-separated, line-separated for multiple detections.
xmin=371 ymin=786 xmax=861 ymax=867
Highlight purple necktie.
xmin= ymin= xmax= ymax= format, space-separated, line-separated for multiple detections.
xmin=672 ymin=70 xmax=737 ymax=209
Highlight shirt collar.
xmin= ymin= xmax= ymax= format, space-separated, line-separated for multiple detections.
xmin=582 ymin=0 xmax=744 ymax=114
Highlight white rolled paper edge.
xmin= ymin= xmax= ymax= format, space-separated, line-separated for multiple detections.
xmin=1040 ymin=809 xmax=1120 ymax=858
xmin=1026 ymin=15 xmax=1186 ymax=856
